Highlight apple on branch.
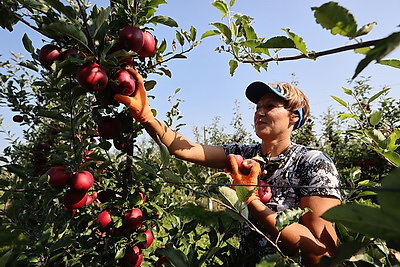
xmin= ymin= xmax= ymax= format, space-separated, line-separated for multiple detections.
xmin=123 ymin=208 xmax=143 ymax=229
xmin=137 ymin=31 xmax=156 ymax=57
xmin=76 ymin=62 xmax=108 ymax=92
xmin=110 ymin=69 xmax=137 ymax=96
xmin=119 ymin=25 xmax=144 ymax=52
xmin=69 ymin=171 xmax=94 ymax=191
xmin=46 ymin=166 xmax=71 ymax=188
xmin=39 ymin=44 xmax=61 ymax=70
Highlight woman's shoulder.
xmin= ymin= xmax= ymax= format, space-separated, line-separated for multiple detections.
xmin=223 ymin=143 xmax=261 ymax=158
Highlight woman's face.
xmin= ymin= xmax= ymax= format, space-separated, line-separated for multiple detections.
xmin=254 ymin=93 xmax=293 ymax=139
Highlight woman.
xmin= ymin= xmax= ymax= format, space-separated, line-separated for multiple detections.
xmin=114 ymin=68 xmax=341 ymax=266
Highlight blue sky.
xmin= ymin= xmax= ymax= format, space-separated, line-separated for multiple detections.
xmin=1 ymin=0 xmax=400 ymax=152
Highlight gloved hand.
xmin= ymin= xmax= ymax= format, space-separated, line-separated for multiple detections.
xmin=225 ymin=154 xmax=261 ymax=205
xmin=113 ymin=67 xmax=154 ymax=123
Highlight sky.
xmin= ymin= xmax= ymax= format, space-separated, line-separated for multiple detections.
xmin=1 ymin=0 xmax=400 ymax=153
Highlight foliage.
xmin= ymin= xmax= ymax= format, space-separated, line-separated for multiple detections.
xmin=0 ymin=0 xmax=400 ymax=266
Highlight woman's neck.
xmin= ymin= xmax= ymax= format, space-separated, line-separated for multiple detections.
xmin=261 ymin=138 xmax=292 ymax=157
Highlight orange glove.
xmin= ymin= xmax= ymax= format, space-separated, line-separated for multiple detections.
xmin=113 ymin=67 xmax=154 ymax=123
xmin=225 ymin=154 xmax=261 ymax=205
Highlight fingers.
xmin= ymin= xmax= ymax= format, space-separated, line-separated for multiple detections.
xmin=114 ymin=94 xmax=133 ymax=106
xmin=125 ymin=67 xmax=144 ymax=86
xmin=227 ymin=154 xmax=240 ymax=174
xmin=249 ymin=162 xmax=261 ymax=178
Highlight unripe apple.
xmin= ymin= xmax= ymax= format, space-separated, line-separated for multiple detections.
xmin=258 ymin=180 xmax=272 ymax=203
xmin=137 ymin=31 xmax=156 ymax=57
xmin=97 ymin=210 xmax=113 ymax=230
xmin=69 ymin=171 xmax=94 ymax=191
xmin=139 ymin=229 xmax=154 ymax=249
xmin=97 ymin=116 xmax=122 ymax=140
xmin=225 ymin=154 xmax=244 ymax=172
xmin=39 ymin=44 xmax=61 ymax=69
xmin=121 ymin=246 xmax=143 ymax=267
xmin=63 ymin=190 xmax=88 ymax=209
xmin=12 ymin=115 xmax=24 ymax=123
xmin=110 ymin=69 xmax=136 ymax=96
xmin=46 ymin=166 xmax=71 ymax=188
xmin=76 ymin=62 xmax=108 ymax=92
xmin=119 ymin=26 xmax=144 ymax=52
xmin=123 ymin=208 xmax=143 ymax=229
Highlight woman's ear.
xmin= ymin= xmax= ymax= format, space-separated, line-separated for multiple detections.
xmin=289 ymin=113 xmax=300 ymax=128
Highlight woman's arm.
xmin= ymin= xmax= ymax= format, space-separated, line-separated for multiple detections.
xmin=247 ymin=195 xmax=340 ymax=266
xmin=143 ymin=117 xmax=227 ymax=169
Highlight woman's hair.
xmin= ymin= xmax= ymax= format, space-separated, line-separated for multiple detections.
xmin=270 ymin=82 xmax=310 ymax=128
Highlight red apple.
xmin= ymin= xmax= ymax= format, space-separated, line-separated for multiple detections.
xmin=155 ymin=255 xmax=169 ymax=267
xmin=46 ymin=166 xmax=71 ymax=188
xmin=63 ymin=190 xmax=88 ymax=209
xmin=69 ymin=171 xmax=94 ymax=191
xmin=113 ymin=138 xmax=126 ymax=151
xmin=139 ymin=229 xmax=154 ymax=249
xmin=137 ymin=31 xmax=156 ymax=57
xmin=76 ymin=62 xmax=108 ymax=91
xmin=123 ymin=208 xmax=143 ymax=229
xmin=121 ymin=246 xmax=143 ymax=267
xmin=97 ymin=116 xmax=122 ymax=140
xmin=85 ymin=192 xmax=98 ymax=205
xmin=59 ymin=48 xmax=85 ymax=61
xmin=239 ymin=158 xmax=260 ymax=176
xmin=39 ymin=44 xmax=61 ymax=69
xmin=110 ymin=69 xmax=137 ymax=96
xmin=119 ymin=26 xmax=144 ymax=52
xmin=225 ymin=154 xmax=244 ymax=172
xmin=12 ymin=115 xmax=24 ymax=123
xmin=258 ymin=180 xmax=272 ymax=203
xmin=97 ymin=210 xmax=113 ymax=230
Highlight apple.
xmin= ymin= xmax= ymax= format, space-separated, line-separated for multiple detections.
xmin=46 ymin=166 xmax=71 ymax=188
xmin=59 ymin=48 xmax=85 ymax=61
xmin=69 ymin=171 xmax=94 ymax=191
xmin=123 ymin=208 xmax=143 ymax=229
xmin=39 ymin=44 xmax=61 ymax=69
xmin=239 ymin=158 xmax=260 ymax=176
xmin=119 ymin=25 xmax=144 ymax=52
xmin=76 ymin=62 xmax=108 ymax=92
xmin=85 ymin=192 xmax=98 ymax=205
xmin=110 ymin=69 xmax=137 ymax=96
xmin=137 ymin=31 xmax=156 ymax=57
xmin=12 ymin=115 xmax=24 ymax=123
xmin=121 ymin=246 xmax=143 ymax=267
xmin=155 ymin=255 xmax=169 ymax=267
xmin=97 ymin=210 xmax=113 ymax=230
xmin=97 ymin=116 xmax=122 ymax=140
xmin=225 ymin=154 xmax=244 ymax=172
xmin=63 ymin=190 xmax=88 ymax=209
xmin=258 ymin=180 xmax=272 ymax=203
xmin=138 ymin=229 xmax=153 ymax=249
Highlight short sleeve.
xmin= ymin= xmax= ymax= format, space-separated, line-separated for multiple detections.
xmin=297 ymin=150 xmax=341 ymax=200
xmin=222 ymin=143 xmax=261 ymax=159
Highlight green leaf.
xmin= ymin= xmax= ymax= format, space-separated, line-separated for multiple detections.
xmin=219 ymin=186 xmax=239 ymax=208
xmin=353 ymin=32 xmax=400 ymax=79
xmin=385 ymin=132 xmax=399 ymax=151
xmin=243 ymin=24 xmax=257 ymax=40
xmin=201 ymin=30 xmax=220 ymax=39
xmin=228 ymin=59 xmax=238 ymax=76
xmin=378 ymin=59 xmax=400 ymax=69
xmin=368 ymin=88 xmax=390 ymax=104
xmin=144 ymin=80 xmax=157 ymax=91
xmin=378 ymin=168 xmax=400 ymax=219
xmin=43 ymin=22 xmax=88 ymax=47
xmin=258 ymin=36 xmax=295 ymax=49
xmin=342 ymin=87 xmax=352 ymax=95
xmin=369 ymin=110 xmax=383 ymax=126
xmin=331 ymin=95 xmax=348 ymax=107
xmin=5 ymin=164 xmax=28 ymax=179
xmin=44 ymin=0 xmax=77 ymax=23
xmin=49 ymin=237 xmax=76 ymax=253
xmin=210 ymin=22 xmax=232 ymax=42
xmin=158 ymin=142 xmax=170 ymax=167
xmin=354 ymin=22 xmax=377 ymax=38
xmin=236 ymin=186 xmax=253 ymax=203
xmin=158 ymin=247 xmax=189 ymax=267
xmin=36 ymin=109 xmax=68 ymax=123
xmin=275 ymin=207 xmax=310 ymax=231
xmin=364 ymin=129 xmax=386 ymax=148
xmin=311 ymin=2 xmax=357 ymax=37
xmin=322 ymin=203 xmax=400 ymax=240
xmin=175 ymin=31 xmax=184 ymax=46
xmin=22 ymin=33 xmax=34 ymax=53
xmin=339 ymin=113 xmax=360 ymax=120
xmin=282 ymin=28 xmax=308 ymax=55
xmin=93 ymin=7 xmax=111 ymax=37
xmin=319 ymin=241 xmax=367 ymax=267
xmin=189 ymin=26 xmax=197 ymax=41
xmin=378 ymin=150 xmax=400 ymax=167
xmin=149 ymin=16 xmax=178 ymax=27
xmin=212 ymin=0 xmax=229 ymax=18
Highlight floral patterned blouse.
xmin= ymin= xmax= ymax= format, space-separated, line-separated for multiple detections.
xmin=223 ymin=142 xmax=341 ymax=266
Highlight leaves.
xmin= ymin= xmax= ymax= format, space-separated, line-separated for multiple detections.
xmin=275 ymin=207 xmax=310 ymax=231
xmin=209 ymin=22 xmax=232 ymax=42
xmin=331 ymin=95 xmax=348 ymax=108
xmin=149 ymin=16 xmax=178 ymax=27
xmin=212 ymin=0 xmax=229 ymax=19
xmin=311 ymin=2 xmax=357 ymax=37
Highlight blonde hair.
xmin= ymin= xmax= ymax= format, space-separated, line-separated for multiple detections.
xmin=269 ymin=82 xmax=310 ymax=128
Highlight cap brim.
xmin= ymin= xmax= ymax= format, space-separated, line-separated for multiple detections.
xmin=245 ymin=81 xmax=287 ymax=104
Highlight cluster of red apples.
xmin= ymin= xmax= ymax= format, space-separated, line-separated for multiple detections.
xmin=96 ymin=194 xmax=152 ymax=266
xmin=225 ymin=154 xmax=272 ymax=203
xmin=38 ymin=25 xmax=156 ymax=96
xmin=46 ymin=166 xmax=97 ymax=214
